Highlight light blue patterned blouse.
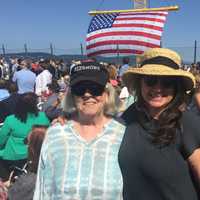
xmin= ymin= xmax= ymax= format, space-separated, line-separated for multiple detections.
xmin=33 ymin=119 xmax=125 ymax=200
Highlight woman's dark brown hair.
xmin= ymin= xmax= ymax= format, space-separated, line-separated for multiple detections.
xmin=134 ymin=76 xmax=187 ymax=146
xmin=14 ymin=92 xmax=39 ymax=122
xmin=27 ymin=125 xmax=48 ymax=173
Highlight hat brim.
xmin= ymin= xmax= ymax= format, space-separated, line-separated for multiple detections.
xmin=122 ymin=64 xmax=196 ymax=91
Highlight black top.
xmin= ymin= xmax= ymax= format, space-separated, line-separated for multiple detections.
xmin=119 ymin=104 xmax=200 ymax=200
xmin=8 ymin=172 xmax=36 ymax=200
xmin=0 ymin=93 xmax=20 ymax=123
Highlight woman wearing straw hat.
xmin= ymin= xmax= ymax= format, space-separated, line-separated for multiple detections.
xmin=119 ymin=48 xmax=200 ymax=199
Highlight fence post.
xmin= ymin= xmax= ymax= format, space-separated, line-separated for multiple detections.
xmin=50 ymin=43 xmax=54 ymax=56
xmin=2 ymin=44 xmax=6 ymax=57
xmin=80 ymin=43 xmax=84 ymax=56
xmin=116 ymin=44 xmax=120 ymax=65
xmin=194 ymin=40 xmax=197 ymax=64
xmin=24 ymin=43 xmax=28 ymax=57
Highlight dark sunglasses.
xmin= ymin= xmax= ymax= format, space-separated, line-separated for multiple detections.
xmin=71 ymin=83 xmax=105 ymax=96
xmin=142 ymin=76 xmax=178 ymax=88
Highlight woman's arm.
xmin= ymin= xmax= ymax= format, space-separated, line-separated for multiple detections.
xmin=0 ymin=117 xmax=11 ymax=148
xmin=188 ymin=148 xmax=200 ymax=189
xmin=194 ymin=92 xmax=200 ymax=110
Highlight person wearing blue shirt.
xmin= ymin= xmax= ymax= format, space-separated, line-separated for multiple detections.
xmin=12 ymin=59 xmax=36 ymax=94
xmin=118 ymin=57 xmax=130 ymax=78
xmin=34 ymin=62 xmax=125 ymax=200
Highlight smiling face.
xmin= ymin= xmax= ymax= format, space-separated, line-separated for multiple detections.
xmin=72 ymin=81 xmax=107 ymax=119
xmin=140 ymin=76 xmax=176 ymax=118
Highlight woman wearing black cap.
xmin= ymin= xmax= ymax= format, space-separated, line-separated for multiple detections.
xmin=119 ymin=48 xmax=200 ymax=199
xmin=34 ymin=62 xmax=125 ymax=200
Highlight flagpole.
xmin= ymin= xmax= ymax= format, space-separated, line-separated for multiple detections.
xmin=89 ymin=5 xmax=179 ymax=15
xmin=116 ymin=44 xmax=120 ymax=66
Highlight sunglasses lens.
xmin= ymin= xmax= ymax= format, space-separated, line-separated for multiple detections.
xmin=143 ymin=76 xmax=158 ymax=87
xmin=161 ymin=78 xmax=175 ymax=88
xmin=143 ymin=76 xmax=177 ymax=88
xmin=92 ymin=86 xmax=105 ymax=96
xmin=71 ymin=83 xmax=104 ymax=96
xmin=71 ymin=87 xmax=85 ymax=96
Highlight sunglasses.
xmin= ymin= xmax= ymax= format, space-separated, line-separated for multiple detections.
xmin=142 ymin=76 xmax=178 ymax=88
xmin=71 ymin=82 xmax=105 ymax=96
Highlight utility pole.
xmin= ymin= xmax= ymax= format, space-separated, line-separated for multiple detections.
xmin=24 ymin=44 xmax=28 ymax=57
xmin=2 ymin=44 xmax=6 ymax=57
xmin=160 ymin=41 xmax=162 ymax=48
xmin=116 ymin=44 xmax=120 ymax=65
xmin=50 ymin=43 xmax=54 ymax=56
xmin=194 ymin=40 xmax=197 ymax=64
xmin=80 ymin=43 xmax=84 ymax=56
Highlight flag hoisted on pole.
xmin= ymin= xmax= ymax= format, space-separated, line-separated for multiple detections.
xmin=86 ymin=11 xmax=168 ymax=57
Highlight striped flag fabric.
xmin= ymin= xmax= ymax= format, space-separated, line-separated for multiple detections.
xmin=86 ymin=11 xmax=168 ymax=57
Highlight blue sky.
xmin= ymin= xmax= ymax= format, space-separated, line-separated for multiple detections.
xmin=0 ymin=0 xmax=199 ymax=61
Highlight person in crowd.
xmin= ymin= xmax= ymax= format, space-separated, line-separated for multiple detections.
xmin=34 ymin=62 xmax=125 ymax=199
xmin=12 ymin=59 xmax=36 ymax=94
xmin=105 ymin=63 xmax=119 ymax=87
xmin=0 ymin=58 xmax=10 ymax=80
xmin=119 ymin=48 xmax=200 ymax=199
xmin=57 ymin=59 xmax=68 ymax=77
xmin=35 ymin=60 xmax=52 ymax=96
xmin=0 ymin=79 xmax=9 ymax=101
xmin=8 ymin=125 xmax=48 ymax=200
xmin=0 ymin=92 xmax=50 ymax=181
xmin=42 ymin=80 xmax=61 ymax=111
xmin=42 ymin=80 xmax=63 ymax=121
xmin=0 ymin=179 xmax=7 ymax=200
xmin=118 ymin=57 xmax=130 ymax=78
xmin=187 ymin=69 xmax=200 ymax=114
xmin=48 ymin=58 xmax=57 ymax=78
xmin=0 ymin=60 xmax=3 ymax=79
xmin=118 ymin=85 xmax=136 ymax=115
xmin=0 ymin=82 xmax=20 ymax=123
xmin=31 ymin=60 xmax=43 ymax=76
xmin=11 ymin=58 xmax=20 ymax=75
xmin=31 ymin=60 xmax=40 ymax=75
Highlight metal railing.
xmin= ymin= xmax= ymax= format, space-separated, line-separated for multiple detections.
xmin=0 ymin=43 xmax=200 ymax=63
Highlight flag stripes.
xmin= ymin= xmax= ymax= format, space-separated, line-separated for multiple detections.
xmin=86 ymin=11 xmax=168 ymax=57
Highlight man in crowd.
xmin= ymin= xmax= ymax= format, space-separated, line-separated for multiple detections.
xmin=12 ymin=59 xmax=36 ymax=94
xmin=118 ymin=57 xmax=130 ymax=78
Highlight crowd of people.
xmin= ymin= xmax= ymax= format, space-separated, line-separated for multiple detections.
xmin=0 ymin=48 xmax=200 ymax=199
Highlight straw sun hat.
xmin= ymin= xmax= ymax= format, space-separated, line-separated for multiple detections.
xmin=122 ymin=48 xmax=196 ymax=91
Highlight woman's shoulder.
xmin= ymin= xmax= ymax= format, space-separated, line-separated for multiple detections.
xmin=121 ymin=103 xmax=138 ymax=125
xmin=111 ymin=118 xmax=126 ymax=129
xmin=3 ymin=114 xmax=16 ymax=123
xmin=36 ymin=112 xmax=49 ymax=120
xmin=46 ymin=121 xmax=72 ymax=138
xmin=182 ymin=110 xmax=200 ymax=125
xmin=37 ymin=111 xmax=47 ymax=117
xmin=180 ymin=110 xmax=200 ymax=159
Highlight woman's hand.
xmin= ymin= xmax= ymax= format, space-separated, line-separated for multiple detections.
xmin=51 ymin=116 xmax=67 ymax=126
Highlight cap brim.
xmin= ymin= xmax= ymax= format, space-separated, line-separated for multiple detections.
xmin=70 ymin=76 xmax=108 ymax=87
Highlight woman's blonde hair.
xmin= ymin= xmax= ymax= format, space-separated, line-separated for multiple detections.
xmin=62 ymin=83 xmax=121 ymax=117
xmin=105 ymin=64 xmax=118 ymax=80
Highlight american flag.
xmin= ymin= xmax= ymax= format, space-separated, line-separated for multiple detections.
xmin=86 ymin=11 xmax=168 ymax=57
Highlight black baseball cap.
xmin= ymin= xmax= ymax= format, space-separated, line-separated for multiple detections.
xmin=70 ymin=62 xmax=109 ymax=87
